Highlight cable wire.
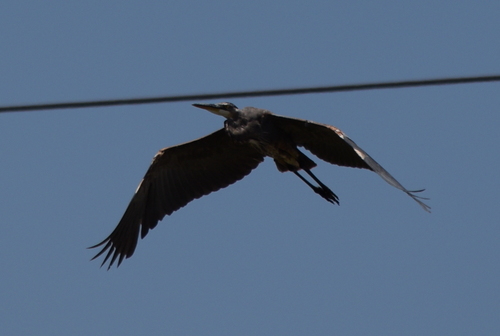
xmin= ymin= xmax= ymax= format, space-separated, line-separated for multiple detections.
xmin=1 ymin=74 xmax=499 ymax=113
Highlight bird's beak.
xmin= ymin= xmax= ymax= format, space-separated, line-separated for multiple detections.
xmin=192 ymin=103 xmax=218 ymax=112
xmin=192 ymin=103 xmax=231 ymax=118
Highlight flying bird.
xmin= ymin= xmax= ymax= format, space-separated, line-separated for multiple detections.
xmin=91 ymin=102 xmax=430 ymax=268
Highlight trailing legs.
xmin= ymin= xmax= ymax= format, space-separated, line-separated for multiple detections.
xmin=293 ymin=169 xmax=339 ymax=205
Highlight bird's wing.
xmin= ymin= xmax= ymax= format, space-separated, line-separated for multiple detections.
xmin=90 ymin=129 xmax=264 ymax=268
xmin=269 ymin=114 xmax=430 ymax=212
xmin=268 ymin=114 xmax=372 ymax=169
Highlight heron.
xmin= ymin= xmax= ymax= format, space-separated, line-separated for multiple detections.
xmin=91 ymin=102 xmax=430 ymax=268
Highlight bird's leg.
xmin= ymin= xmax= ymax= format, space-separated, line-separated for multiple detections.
xmin=304 ymin=169 xmax=340 ymax=205
xmin=293 ymin=170 xmax=339 ymax=205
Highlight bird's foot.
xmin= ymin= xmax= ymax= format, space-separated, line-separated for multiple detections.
xmin=313 ymin=185 xmax=339 ymax=205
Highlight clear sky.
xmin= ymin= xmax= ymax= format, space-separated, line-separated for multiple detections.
xmin=1 ymin=1 xmax=499 ymax=335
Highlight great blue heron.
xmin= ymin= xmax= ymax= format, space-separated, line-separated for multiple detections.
xmin=91 ymin=102 xmax=430 ymax=268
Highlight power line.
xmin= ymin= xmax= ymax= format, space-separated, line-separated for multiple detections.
xmin=1 ymin=74 xmax=499 ymax=114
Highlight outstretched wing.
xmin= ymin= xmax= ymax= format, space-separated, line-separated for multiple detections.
xmin=90 ymin=129 xmax=264 ymax=269
xmin=269 ymin=114 xmax=430 ymax=212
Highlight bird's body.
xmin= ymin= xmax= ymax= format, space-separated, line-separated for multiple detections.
xmin=91 ymin=102 xmax=430 ymax=268
xmin=224 ymin=106 xmax=314 ymax=172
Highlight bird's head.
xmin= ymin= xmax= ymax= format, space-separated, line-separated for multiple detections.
xmin=192 ymin=102 xmax=240 ymax=119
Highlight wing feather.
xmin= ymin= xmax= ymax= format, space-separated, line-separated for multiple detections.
xmin=91 ymin=129 xmax=264 ymax=268
xmin=268 ymin=114 xmax=372 ymax=169
xmin=269 ymin=114 xmax=430 ymax=212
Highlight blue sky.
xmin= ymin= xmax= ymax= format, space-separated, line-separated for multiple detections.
xmin=1 ymin=1 xmax=499 ymax=335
